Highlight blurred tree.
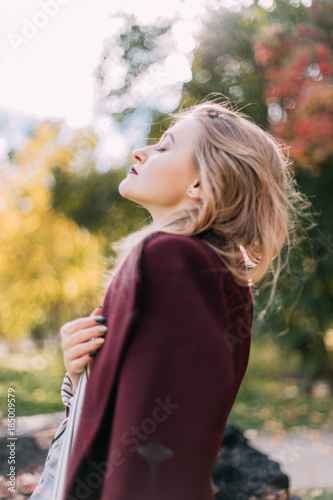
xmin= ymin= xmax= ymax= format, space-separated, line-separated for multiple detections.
xmin=254 ymin=1 xmax=333 ymax=167
xmin=94 ymin=12 xmax=197 ymax=143
xmin=0 ymin=120 xmax=144 ymax=343
xmin=93 ymin=1 xmax=314 ymax=136
xmin=181 ymin=4 xmax=267 ymax=125
xmin=253 ymin=0 xmax=333 ymax=384
xmin=94 ymin=12 xmax=178 ymax=138
xmin=50 ymin=125 xmax=147 ymax=241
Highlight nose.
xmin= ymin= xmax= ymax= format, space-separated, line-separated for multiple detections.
xmin=133 ymin=145 xmax=149 ymax=164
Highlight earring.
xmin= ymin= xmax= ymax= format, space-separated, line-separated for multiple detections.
xmin=188 ymin=189 xmax=192 ymax=195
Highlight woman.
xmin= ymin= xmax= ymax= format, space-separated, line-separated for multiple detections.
xmin=35 ymin=102 xmax=300 ymax=500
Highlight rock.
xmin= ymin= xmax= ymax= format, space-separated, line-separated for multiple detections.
xmin=212 ymin=423 xmax=303 ymax=500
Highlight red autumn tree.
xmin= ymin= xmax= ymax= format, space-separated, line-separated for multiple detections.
xmin=254 ymin=0 xmax=333 ymax=170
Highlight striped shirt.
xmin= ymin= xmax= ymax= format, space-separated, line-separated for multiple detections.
xmin=61 ymin=372 xmax=75 ymax=412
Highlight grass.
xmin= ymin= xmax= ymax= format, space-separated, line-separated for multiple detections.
xmin=290 ymin=489 xmax=333 ymax=499
xmin=0 ymin=336 xmax=332 ymax=432
xmin=0 ymin=348 xmax=66 ymax=418
xmin=228 ymin=335 xmax=333 ymax=433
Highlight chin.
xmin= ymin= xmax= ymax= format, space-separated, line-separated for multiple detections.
xmin=118 ymin=180 xmax=140 ymax=204
xmin=118 ymin=178 xmax=131 ymax=198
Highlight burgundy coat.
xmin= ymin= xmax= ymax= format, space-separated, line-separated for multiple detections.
xmin=64 ymin=232 xmax=253 ymax=500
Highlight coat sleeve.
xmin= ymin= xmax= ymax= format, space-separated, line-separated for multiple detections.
xmin=100 ymin=234 xmax=252 ymax=500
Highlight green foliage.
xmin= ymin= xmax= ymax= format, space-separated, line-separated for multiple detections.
xmin=50 ymin=128 xmax=148 ymax=241
xmin=182 ymin=5 xmax=267 ymax=124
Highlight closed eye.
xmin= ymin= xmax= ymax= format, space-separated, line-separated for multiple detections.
xmin=155 ymin=147 xmax=167 ymax=152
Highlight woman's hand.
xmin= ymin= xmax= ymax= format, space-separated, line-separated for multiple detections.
xmin=60 ymin=308 xmax=107 ymax=390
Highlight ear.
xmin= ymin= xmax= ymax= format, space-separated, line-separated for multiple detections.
xmin=187 ymin=180 xmax=203 ymax=200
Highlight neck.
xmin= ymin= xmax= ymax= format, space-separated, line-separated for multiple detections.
xmin=151 ymin=211 xmax=183 ymax=230
xmin=149 ymin=202 xmax=193 ymax=229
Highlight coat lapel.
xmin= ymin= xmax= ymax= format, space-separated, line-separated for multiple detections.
xmin=65 ymin=243 xmax=143 ymax=486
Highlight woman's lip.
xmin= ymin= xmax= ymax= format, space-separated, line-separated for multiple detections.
xmin=129 ymin=167 xmax=138 ymax=175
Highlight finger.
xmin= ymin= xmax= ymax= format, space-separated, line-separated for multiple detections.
xmin=70 ymin=354 xmax=95 ymax=374
xmin=61 ymin=325 xmax=107 ymax=351
xmin=90 ymin=305 xmax=104 ymax=317
xmin=64 ymin=325 xmax=107 ymax=349
xmin=67 ymin=337 xmax=105 ymax=362
xmin=60 ymin=315 xmax=106 ymax=338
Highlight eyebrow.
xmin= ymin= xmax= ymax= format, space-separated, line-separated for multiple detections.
xmin=162 ymin=132 xmax=175 ymax=144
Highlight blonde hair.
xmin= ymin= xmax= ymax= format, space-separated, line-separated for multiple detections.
xmin=109 ymin=101 xmax=307 ymax=292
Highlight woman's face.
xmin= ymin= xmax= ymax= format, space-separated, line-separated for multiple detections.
xmin=119 ymin=117 xmax=201 ymax=224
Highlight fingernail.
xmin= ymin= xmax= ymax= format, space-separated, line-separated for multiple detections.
xmin=95 ymin=316 xmax=106 ymax=323
xmin=98 ymin=325 xmax=107 ymax=333
xmin=89 ymin=350 xmax=97 ymax=358
xmin=95 ymin=338 xmax=105 ymax=346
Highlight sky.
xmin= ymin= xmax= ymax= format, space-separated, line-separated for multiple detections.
xmin=0 ymin=0 xmax=265 ymax=125
xmin=0 ymin=0 xmax=209 ymax=127
xmin=0 ymin=0 xmax=214 ymax=161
